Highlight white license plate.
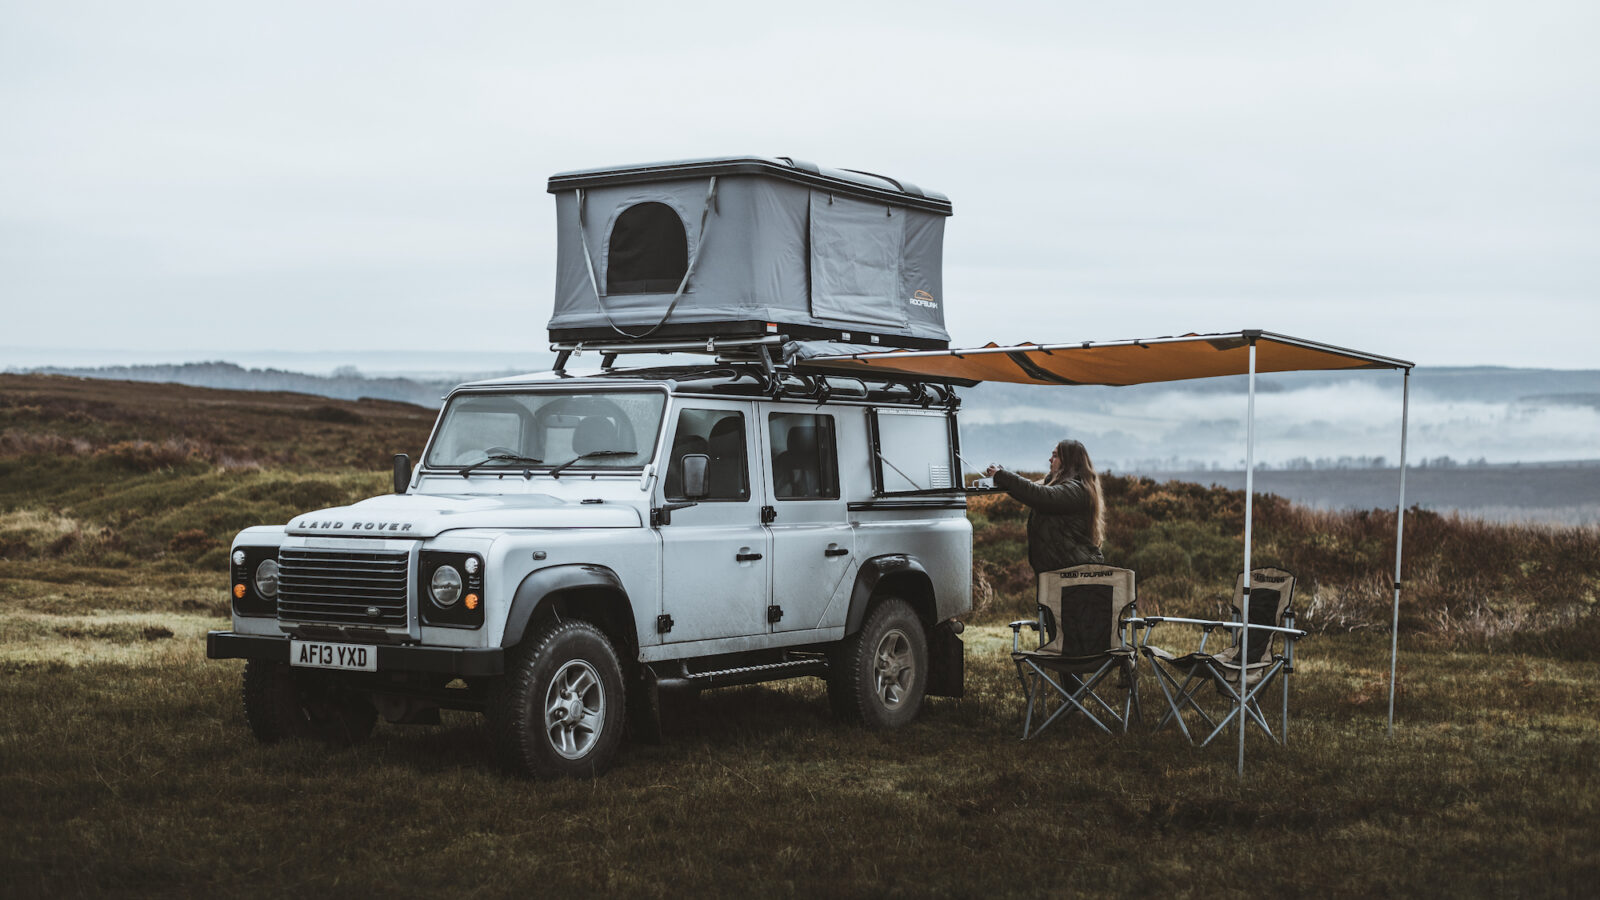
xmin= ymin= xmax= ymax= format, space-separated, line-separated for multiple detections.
xmin=289 ymin=640 xmax=377 ymax=672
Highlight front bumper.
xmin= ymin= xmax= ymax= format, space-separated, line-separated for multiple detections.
xmin=206 ymin=632 xmax=504 ymax=677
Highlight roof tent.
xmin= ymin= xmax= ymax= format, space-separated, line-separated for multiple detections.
xmin=798 ymin=330 xmax=1416 ymax=777
xmin=546 ymin=157 xmax=952 ymax=349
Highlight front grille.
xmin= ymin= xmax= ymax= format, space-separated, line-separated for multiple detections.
xmin=277 ymin=548 xmax=409 ymax=627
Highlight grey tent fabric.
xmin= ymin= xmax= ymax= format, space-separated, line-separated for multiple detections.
xmin=547 ymin=158 xmax=951 ymax=347
xmin=810 ymin=193 xmax=905 ymax=328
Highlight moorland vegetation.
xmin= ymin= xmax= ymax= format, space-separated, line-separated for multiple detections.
xmin=2 ymin=373 xmax=1597 ymax=896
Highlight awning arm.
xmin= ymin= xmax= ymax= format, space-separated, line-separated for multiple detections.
xmin=1239 ymin=338 xmax=1258 ymax=778
xmin=1388 ymin=369 xmax=1411 ymax=736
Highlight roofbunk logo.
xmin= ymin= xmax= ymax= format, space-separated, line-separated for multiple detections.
xmin=909 ymin=290 xmax=939 ymax=309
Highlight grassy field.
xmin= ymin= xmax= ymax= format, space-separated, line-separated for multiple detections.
xmin=2 ymin=375 xmax=1598 ymax=897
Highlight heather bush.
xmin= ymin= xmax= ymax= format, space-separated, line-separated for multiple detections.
xmin=973 ymin=472 xmax=1600 ymax=657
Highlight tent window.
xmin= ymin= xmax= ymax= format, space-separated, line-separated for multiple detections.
xmin=607 ymin=202 xmax=688 ymax=295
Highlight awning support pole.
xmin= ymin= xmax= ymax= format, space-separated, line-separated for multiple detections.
xmin=1387 ymin=368 xmax=1411 ymax=736
xmin=1239 ymin=340 xmax=1257 ymax=778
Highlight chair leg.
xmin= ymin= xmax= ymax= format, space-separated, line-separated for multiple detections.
xmin=1197 ymin=663 xmax=1284 ymax=747
xmin=1020 ymin=667 xmax=1039 ymax=740
xmin=1281 ymin=663 xmax=1290 ymax=746
xmin=1144 ymin=659 xmax=1198 ymax=743
xmin=1027 ymin=663 xmax=1117 ymax=736
xmin=1149 ymin=659 xmax=1223 ymax=742
xmin=1123 ymin=659 xmax=1139 ymax=732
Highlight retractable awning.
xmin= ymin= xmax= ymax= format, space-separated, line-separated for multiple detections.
xmin=796 ymin=330 xmax=1412 ymax=386
xmin=800 ymin=329 xmax=1415 ymax=777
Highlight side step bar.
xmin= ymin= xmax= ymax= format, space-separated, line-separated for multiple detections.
xmin=654 ymin=657 xmax=828 ymax=692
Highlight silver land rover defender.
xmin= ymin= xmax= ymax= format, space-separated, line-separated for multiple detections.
xmin=207 ymin=352 xmax=972 ymax=776
xmin=207 ymin=157 xmax=973 ymax=777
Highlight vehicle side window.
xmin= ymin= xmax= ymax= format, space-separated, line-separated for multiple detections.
xmin=665 ymin=408 xmax=748 ymax=501
xmin=768 ymin=413 xmax=839 ymax=500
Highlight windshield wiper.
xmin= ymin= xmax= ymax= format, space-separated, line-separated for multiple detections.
xmin=458 ymin=452 xmax=543 ymax=478
xmin=548 ymin=449 xmax=632 ymax=479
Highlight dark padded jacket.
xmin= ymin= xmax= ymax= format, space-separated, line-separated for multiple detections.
xmin=992 ymin=468 xmax=1105 ymax=574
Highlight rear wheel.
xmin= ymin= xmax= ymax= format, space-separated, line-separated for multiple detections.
xmin=241 ymin=660 xmax=376 ymax=745
xmin=489 ymin=620 xmax=626 ymax=778
xmin=828 ymin=597 xmax=929 ymax=729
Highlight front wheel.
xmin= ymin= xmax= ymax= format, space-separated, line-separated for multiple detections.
xmin=489 ymin=620 xmax=626 ymax=779
xmin=828 ymin=597 xmax=929 ymax=729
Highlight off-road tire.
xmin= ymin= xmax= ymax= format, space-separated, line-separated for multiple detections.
xmin=827 ymin=597 xmax=929 ymax=729
xmin=241 ymin=659 xmax=377 ymax=745
xmin=489 ymin=619 xmax=626 ymax=779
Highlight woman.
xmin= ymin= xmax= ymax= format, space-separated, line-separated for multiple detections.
xmin=984 ymin=439 xmax=1106 ymax=573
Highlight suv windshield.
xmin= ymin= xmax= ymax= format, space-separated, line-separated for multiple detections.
xmin=425 ymin=390 xmax=666 ymax=471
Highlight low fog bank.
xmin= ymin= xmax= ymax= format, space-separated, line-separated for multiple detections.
xmin=1131 ymin=465 xmax=1600 ymax=527
xmin=958 ymin=370 xmax=1600 ymax=471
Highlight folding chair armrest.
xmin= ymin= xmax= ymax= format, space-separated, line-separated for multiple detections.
xmin=1145 ymin=616 xmax=1229 ymax=630
xmin=1009 ymin=619 xmax=1039 ymax=652
xmin=1228 ymin=623 xmax=1307 ymax=638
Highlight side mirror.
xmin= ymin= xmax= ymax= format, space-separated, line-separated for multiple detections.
xmin=393 ymin=453 xmax=412 ymax=494
xmin=681 ymin=453 xmax=709 ymax=500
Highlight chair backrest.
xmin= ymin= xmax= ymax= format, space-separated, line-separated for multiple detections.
xmin=1035 ymin=565 xmax=1136 ymax=658
xmin=1230 ymin=567 xmax=1296 ymax=663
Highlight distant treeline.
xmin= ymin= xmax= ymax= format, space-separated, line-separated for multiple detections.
xmin=13 ymin=362 xmax=459 ymax=409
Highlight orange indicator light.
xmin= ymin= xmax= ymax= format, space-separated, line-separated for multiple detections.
xmin=233 ymin=584 xmax=246 ymax=599
xmin=464 ymin=593 xmax=479 ymax=611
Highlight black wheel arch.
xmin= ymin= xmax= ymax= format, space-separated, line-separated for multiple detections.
xmin=503 ymin=565 xmax=639 ymax=662
xmin=844 ymin=554 xmax=938 ymax=635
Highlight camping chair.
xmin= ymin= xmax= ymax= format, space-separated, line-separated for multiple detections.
xmin=1010 ymin=565 xmax=1142 ymax=739
xmin=1139 ymin=568 xmax=1305 ymax=747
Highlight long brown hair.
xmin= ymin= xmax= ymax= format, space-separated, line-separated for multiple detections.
xmin=1044 ymin=438 xmax=1104 ymax=546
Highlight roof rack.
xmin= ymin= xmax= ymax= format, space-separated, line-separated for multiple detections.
xmin=550 ymin=334 xmax=785 ymax=383
xmin=547 ymin=334 xmax=960 ymax=410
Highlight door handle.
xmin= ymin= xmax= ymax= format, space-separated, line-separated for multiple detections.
xmin=736 ymin=552 xmax=763 ymax=562
xmin=825 ymin=547 xmax=849 ymax=557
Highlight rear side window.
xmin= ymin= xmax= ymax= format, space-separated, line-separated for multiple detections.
xmin=768 ymin=413 xmax=839 ymax=500
xmin=607 ymin=202 xmax=688 ymax=295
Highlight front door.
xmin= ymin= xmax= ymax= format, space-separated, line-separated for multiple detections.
xmin=657 ymin=403 xmax=771 ymax=644
xmin=760 ymin=406 xmax=855 ymax=633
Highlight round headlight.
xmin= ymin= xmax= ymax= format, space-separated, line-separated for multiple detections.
xmin=254 ymin=559 xmax=280 ymax=599
xmin=464 ymin=557 xmax=479 ymax=576
xmin=430 ymin=565 xmax=463 ymax=607
xmin=232 ymin=550 xmax=246 ymax=566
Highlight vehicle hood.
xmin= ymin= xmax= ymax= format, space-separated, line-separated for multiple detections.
xmin=285 ymin=492 xmax=642 ymax=538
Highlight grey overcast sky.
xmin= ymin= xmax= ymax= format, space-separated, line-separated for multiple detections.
xmin=2 ymin=0 xmax=1596 ymax=369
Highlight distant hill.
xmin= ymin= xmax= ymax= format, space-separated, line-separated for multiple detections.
xmin=10 ymin=362 xmax=462 ymax=409
xmin=0 ymin=373 xmax=436 ymax=469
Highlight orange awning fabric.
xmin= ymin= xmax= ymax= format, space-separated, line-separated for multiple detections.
xmin=798 ymin=330 xmax=1413 ymax=386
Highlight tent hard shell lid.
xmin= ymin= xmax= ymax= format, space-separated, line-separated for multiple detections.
xmin=798 ymin=330 xmax=1415 ymax=776
xmin=546 ymin=157 xmax=952 ymax=349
